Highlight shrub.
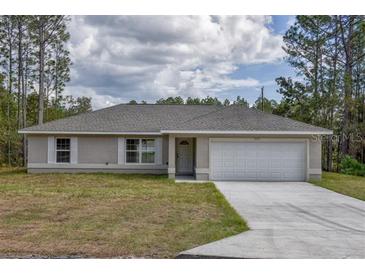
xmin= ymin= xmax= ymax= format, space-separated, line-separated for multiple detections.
xmin=340 ymin=155 xmax=365 ymax=176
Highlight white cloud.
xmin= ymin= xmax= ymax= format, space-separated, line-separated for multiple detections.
xmin=66 ymin=16 xmax=285 ymax=109
xmin=64 ymin=86 xmax=124 ymax=110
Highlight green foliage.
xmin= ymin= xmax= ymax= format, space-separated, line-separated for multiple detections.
xmin=253 ymin=97 xmax=278 ymax=113
xmin=156 ymin=95 xmax=250 ymax=106
xmin=232 ymin=96 xmax=248 ymax=106
xmin=156 ymin=96 xmax=184 ymax=104
xmin=340 ymin=156 xmax=365 ymax=176
xmin=200 ymin=96 xmax=222 ymax=105
xmin=186 ymin=97 xmax=202 ymax=105
xmin=157 ymin=96 xmax=224 ymax=105
xmin=0 ymin=76 xmax=22 ymax=165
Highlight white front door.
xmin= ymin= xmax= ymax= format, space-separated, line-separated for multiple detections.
xmin=176 ymin=138 xmax=194 ymax=175
xmin=210 ymin=141 xmax=306 ymax=181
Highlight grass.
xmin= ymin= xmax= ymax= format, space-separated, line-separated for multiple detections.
xmin=310 ymin=172 xmax=365 ymax=201
xmin=0 ymin=168 xmax=247 ymax=258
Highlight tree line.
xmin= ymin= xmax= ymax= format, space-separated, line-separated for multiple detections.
xmin=275 ymin=16 xmax=365 ymax=171
xmin=0 ymin=16 xmax=91 ymax=166
xmin=128 ymin=95 xmax=278 ymax=113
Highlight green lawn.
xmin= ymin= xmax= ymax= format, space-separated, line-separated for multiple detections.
xmin=310 ymin=172 xmax=365 ymax=201
xmin=0 ymin=168 xmax=247 ymax=258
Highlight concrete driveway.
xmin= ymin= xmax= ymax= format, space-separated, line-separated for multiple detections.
xmin=180 ymin=181 xmax=365 ymax=258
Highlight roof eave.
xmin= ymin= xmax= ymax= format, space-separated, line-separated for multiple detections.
xmin=160 ymin=130 xmax=333 ymax=135
xmin=18 ymin=129 xmax=334 ymax=136
xmin=18 ymin=130 xmax=162 ymax=135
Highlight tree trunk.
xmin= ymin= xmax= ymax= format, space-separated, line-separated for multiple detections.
xmin=340 ymin=16 xmax=354 ymax=156
xmin=17 ymin=20 xmax=23 ymax=129
xmin=7 ymin=21 xmax=13 ymax=166
xmin=22 ymin=52 xmax=28 ymax=167
xmin=38 ymin=19 xmax=45 ymax=125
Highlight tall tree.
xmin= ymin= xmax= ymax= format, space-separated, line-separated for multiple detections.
xmin=253 ymin=96 xmax=278 ymax=113
xmin=277 ymin=15 xmax=365 ymax=170
xmin=0 ymin=16 xmax=16 ymax=165
xmin=28 ymin=15 xmax=70 ymax=125
xmin=232 ymin=96 xmax=249 ymax=106
xmin=0 ymin=15 xmax=82 ymax=166
xmin=14 ymin=16 xmax=30 ymax=165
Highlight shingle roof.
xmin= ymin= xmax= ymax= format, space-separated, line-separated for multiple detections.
xmin=20 ymin=104 xmax=222 ymax=133
xmin=164 ymin=104 xmax=331 ymax=132
xmin=20 ymin=104 xmax=332 ymax=134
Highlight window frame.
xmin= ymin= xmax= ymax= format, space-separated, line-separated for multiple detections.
xmin=55 ymin=137 xmax=71 ymax=164
xmin=125 ymin=138 xmax=156 ymax=165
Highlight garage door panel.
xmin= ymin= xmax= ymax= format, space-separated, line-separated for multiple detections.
xmin=270 ymin=172 xmax=282 ymax=180
xmin=270 ymin=160 xmax=283 ymax=169
xmin=243 ymin=171 xmax=257 ymax=180
xmin=257 ymin=159 xmax=270 ymax=169
xmin=246 ymin=160 xmax=257 ymax=169
xmin=211 ymin=141 xmax=306 ymax=182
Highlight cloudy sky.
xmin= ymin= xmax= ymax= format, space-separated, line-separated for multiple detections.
xmin=66 ymin=15 xmax=297 ymax=109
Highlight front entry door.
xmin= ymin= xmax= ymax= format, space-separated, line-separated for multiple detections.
xmin=176 ymin=138 xmax=194 ymax=175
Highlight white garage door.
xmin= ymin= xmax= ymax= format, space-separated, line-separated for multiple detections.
xmin=210 ymin=141 xmax=306 ymax=181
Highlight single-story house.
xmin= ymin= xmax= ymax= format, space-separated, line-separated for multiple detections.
xmin=19 ymin=104 xmax=332 ymax=181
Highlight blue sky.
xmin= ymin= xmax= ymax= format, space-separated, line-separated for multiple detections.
xmin=222 ymin=15 xmax=297 ymax=104
xmin=67 ymin=16 xmax=298 ymax=109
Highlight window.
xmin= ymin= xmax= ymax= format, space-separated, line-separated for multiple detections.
xmin=126 ymin=138 xmax=155 ymax=164
xmin=126 ymin=139 xmax=139 ymax=163
xmin=56 ymin=138 xmax=71 ymax=163
xmin=141 ymin=139 xmax=155 ymax=163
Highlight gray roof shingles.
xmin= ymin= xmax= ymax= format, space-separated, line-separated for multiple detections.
xmin=20 ymin=104 xmax=331 ymax=133
xmin=165 ymin=104 xmax=331 ymax=132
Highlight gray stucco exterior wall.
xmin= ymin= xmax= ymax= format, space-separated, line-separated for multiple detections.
xmin=309 ymin=137 xmax=321 ymax=169
xmin=308 ymin=136 xmax=322 ymax=179
xmin=27 ymin=134 xmax=168 ymax=174
xmin=78 ymin=136 xmax=118 ymax=164
xmin=28 ymin=135 xmax=48 ymax=163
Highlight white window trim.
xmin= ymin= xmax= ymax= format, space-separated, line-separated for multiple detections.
xmin=47 ymin=136 xmax=55 ymax=164
xmin=117 ymin=137 xmax=125 ymax=165
xmin=55 ymin=137 xmax=72 ymax=164
xmin=125 ymin=138 xmax=156 ymax=165
xmin=70 ymin=137 xmax=78 ymax=164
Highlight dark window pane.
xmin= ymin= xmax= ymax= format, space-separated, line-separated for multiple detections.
xmin=142 ymin=152 xmax=155 ymax=163
xmin=56 ymin=151 xmax=70 ymax=163
xmin=126 ymin=139 xmax=139 ymax=151
xmin=57 ymin=138 xmax=70 ymax=150
xmin=126 ymin=151 xmax=139 ymax=163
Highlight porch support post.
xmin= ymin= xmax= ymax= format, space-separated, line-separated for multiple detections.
xmin=195 ymin=137 xmax=210 ymax=180
xmin=168 ymin=135 xmax=176 ymax=179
